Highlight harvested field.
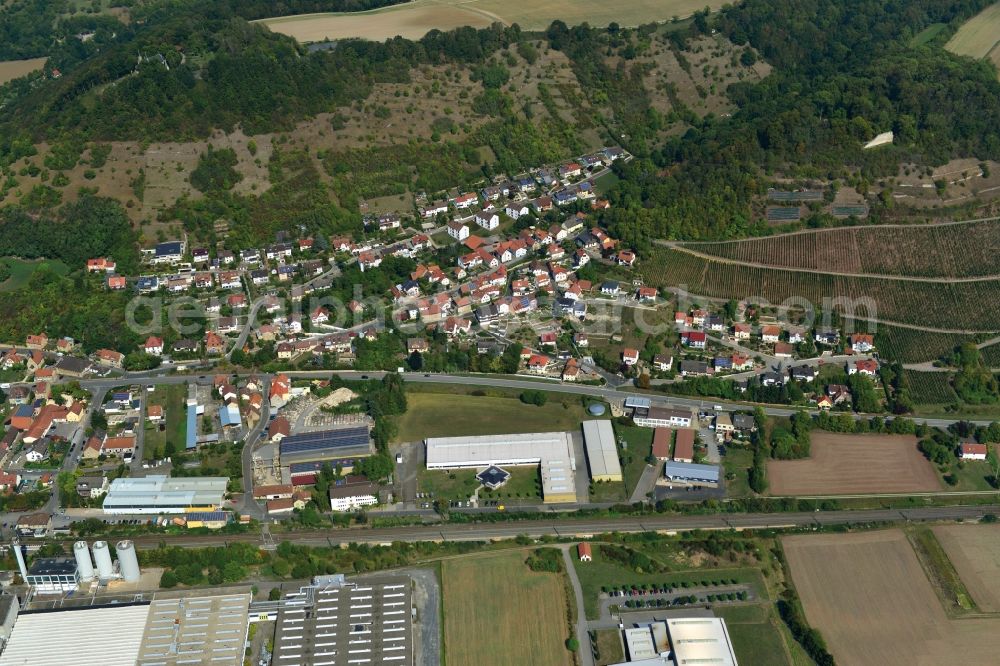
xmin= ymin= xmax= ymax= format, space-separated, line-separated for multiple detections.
xmin=0 ymin=57 xmax=46 ymax=84
xmin=442 ymin=551 xmax=572 ymax=666
xmin=642 ymin=246 xmax=1000 ymax=331
xmin=767 ymin=433 xmax=941 ymax=496
xmin=261 ymin=0 xmax=728 ymax=40
xmin=260 ymin=6 xmax=495 ymax=42
xmin=946 ymin=3 xmax=1000 ymax=59
xmin=783 ymin=530 xmax=1000 ymax=666
xmin=677 ymin=219 xmax=1000 ymax=278
xmin=932 ymin=524 xmax=1000 ymax=612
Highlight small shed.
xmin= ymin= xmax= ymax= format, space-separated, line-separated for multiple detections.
xmin=578 ymin=542 xmax=592 ymax=562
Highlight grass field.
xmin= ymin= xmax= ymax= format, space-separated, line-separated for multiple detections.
xmin=593 ymin=629 xmax=625 ymax=666
xmin=261 ymin=0 xmax=727 ymax=41
xmin=0 ymin=258 xmax=69 ymax=291
xmin=783 ymin=530 xmax=1000 ymax=665
xmin=766 ymin=433 xmax=941 ymax=496
xmin=910 ymin=22 xmax=947 ymax=46
xmin=909 ymin=526 xmax=976 ymax=614
xmin=442 ymin=551 xmax=572 ymax=666
xmin=616 ymin=425 xmax=654 ymax=496
xmin=144 ymin=384 xmax=187 ymax=460
xmin=932 ymin=524 xmax=1000 ymax=612
xmin=716 ymin=604 xmax=793 ymax=666
xmin=0 ymin=57 xmax=46 ymax=84
xmin=643 ymin=246 xmax=1000 ymax=331
xmin=723 ymin=447 xmax=754 ymax=497
xmin=393 ymin=390 xmax=596 ymax=443
xmin=946 ymin=3 xmax=1000 ymax=64
xmin=418 ymin=466 xmax=541 ymax=500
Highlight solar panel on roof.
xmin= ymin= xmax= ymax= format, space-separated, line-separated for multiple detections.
xmin=279 ymin=427 xmax=370 ymax=455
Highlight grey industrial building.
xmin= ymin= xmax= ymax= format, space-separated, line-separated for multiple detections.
xmin=664 ymin=461 xmax=721 ymax=487
xmin=102 ymin=475 xmax=229 ymax=514
xmin=273 ymin=574 xmax=413 ymax=666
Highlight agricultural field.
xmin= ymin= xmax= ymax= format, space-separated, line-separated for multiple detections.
xmin=0 ymin=57 xmax=46 ymax=85
xmin=642 ymin=246 xmax=1000 ymax=331
xmin=978 ymin=341 xmax=1000 ymax=367
xmin=261 ymin=0 xmax=728 ymax=40
xmin=676 ymin=219 xmax=1000 ymax=278
xmin=392 ymin=390 xmax=597 ymax=443
xmin=783 ymin=530 xmax=1000 ymax=665
xmin=903 ymin=370 xmax=959 ymax=406
xmin=766 ymin=433 xmax=941 ymax=496
xmin=442 ymin=551 xmax=572 ymax=666
xmin=946 ymin=3 xmax=1000 ymax=74
xmin=873 ymin=324 xmax=981 ymax=364
xmin=715 ymin=605 xmax=796 ymax=666
xmin=932 ymin=524 xmax=1000 ymax=612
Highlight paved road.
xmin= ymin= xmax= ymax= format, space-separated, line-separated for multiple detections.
xmin=46 ymin=504 xmax=999 ymax=551
xmin=562 ymin=545 xmax=595 ymax=666
xmin=238 ymin=377 xmax=271 ymax=520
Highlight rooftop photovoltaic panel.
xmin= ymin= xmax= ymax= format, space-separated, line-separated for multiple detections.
xmin=768 ymin=190 xmax=822 ymax=202
xmin=279 ymin=426 xmax=371 ymax=455
xmin=766 ymin=206 xmax=801 ymax=221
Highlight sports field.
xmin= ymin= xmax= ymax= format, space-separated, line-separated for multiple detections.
xmin=261 ymin=0 xmax=726 ymax=41
xmin=946 ymin=3 xmax=1000 ymax=68
xmin=0 ymin=57 xmax=46 ymax=85
xmin=933 ymin=524 xmax=1000 ymax=612
xmin=783 ymin=530 xmax=1000 ymax=665
xmin=767 ymin=433 xmax=941 ymax=496
xmin=442 ymin=551 xmax=572 ymax=666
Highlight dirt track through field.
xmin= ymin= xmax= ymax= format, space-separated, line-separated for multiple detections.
xmin=767 ymin=433 xmax=941 ymax=496
xmin=783 ymin=530 xmax=1000 ymax=666
xmin=933 ymin=524 xmax=1000 ymax=612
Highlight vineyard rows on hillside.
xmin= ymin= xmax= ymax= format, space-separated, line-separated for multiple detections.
xmin=677 ymin=220 xmax=1000 ymax=278
xmin=903 ymin=370 xmax=959 ymax=405
xmin=872 ymin=324 xmax=982 ymax=364
xmin=643 ymin=248 xmax=1000 ymax=331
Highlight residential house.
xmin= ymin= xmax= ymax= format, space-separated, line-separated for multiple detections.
xmin=849 ymin=359 xmax=879 ymax=377
xmin=474 ymin=211 xmax=500 ymax=230
xmin=144 ymin=336 xmax=163 ymax=356
xmin=960 ymin=443 xmax=989 ymax=460
xmin=622 ymin=348 xmax=639 ymax=366
xmin=204 ymin=331 xmax=226 ymax=355
xmin=653 ymin=354 xmax=673 ymax=372
xmin=733 ymin=323 xmax=751 ymax=340
xmin=600 ymin=281 xmax=620 ymax=296
xmin=850 ymin=333 xmax=875 ymax=353
xmin=761 ymin=325 xmax=781 ymax=343
xmin=95 ymin=349 xmax=124 ymax=368
xmin=681 ymin=331 xmax=707 ymax=349
xmin=527 ymin=354 xmax=550 ymax=374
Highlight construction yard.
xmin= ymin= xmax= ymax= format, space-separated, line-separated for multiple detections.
xmin=766 ymin=433 xmax=942 ymax=496
xmin=783 ymin=529 xmax=1000 ymax=665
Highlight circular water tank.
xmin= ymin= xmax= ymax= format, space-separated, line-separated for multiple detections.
xmin=116 ymin=540 xmax=141 ymax=583
xmin=92 ymin=540 xmax=114 ymax=580
xmin=588 ymin=403 xmax=606 ymax=416
xmin=74 ymin=541 xmax=95 ymax=581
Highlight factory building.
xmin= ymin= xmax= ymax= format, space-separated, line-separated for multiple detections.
xmin=273 ymin=574 xmax=413 ymax=666
xmin=581 ymin=419 xmax=623 ymax=482
xmin=425 ymin=431 xmax=578 ymax=503
xmin=278 ymin=426 xmax=373 ymax=466
xmin=0 ymin=589 xmax=252 ymax=666
xmin=102 ymin=475 xmax=228 ymax=514
xmin=624 ymin=397 xmax=693 ymax=428
xmin=664 ymin=461 xmax=721 ymax=488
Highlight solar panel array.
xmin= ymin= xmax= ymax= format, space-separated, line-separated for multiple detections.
xmin=184 ymin=511 xmax=230 ymax=522
xmin=279 ymin=426 xmax=370 ymax=456
xmin=831 ymin=205 xmax=869 ymax=217
xmin=766 ymin=206 xmax=802 ymax=221
xmin=768 ymin=190 xmax=822 ymax=202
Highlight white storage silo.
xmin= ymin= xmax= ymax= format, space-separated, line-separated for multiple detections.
xmin=92 ymin=540 xmax=114 ymax=580
xmin=116 ymin=540 xmax=140 ymax=582
xmin=74 ymin=541 xmax=95 ymax=581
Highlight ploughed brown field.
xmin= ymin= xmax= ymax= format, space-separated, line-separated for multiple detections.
xmin=767 ymin=433 xmax=941 ymax=495
xmin=783 ymin=530 xmax=1000 ymax=665
xmin=933 ymin=524 xmax=1000 ymax=612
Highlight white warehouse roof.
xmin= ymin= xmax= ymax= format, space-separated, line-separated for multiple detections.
xmin=582 ymin=419 xmax=622 ymax=480
xmin=425 ymin=432 xmax=577 ymax=500
xmin=103 ymin=475 xmax=229 ymax=514
xmin=666 ymin=617 xmax=738 ymax=666
xmin=0 ymin=604 xmax=150 ymax=666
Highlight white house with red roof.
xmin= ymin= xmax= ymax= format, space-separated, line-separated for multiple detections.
xmin=144 ymin=336 xmax=163 ymax=356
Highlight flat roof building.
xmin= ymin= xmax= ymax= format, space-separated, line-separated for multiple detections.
xmin=136 ymin=590 xmax=251 ymax=665
xmin=425 ymin=431 xmax=578 ymax=503
xmin=273 ymin=575 xmax=413 ymax=666
xmin=633 ymin=406 xmax=693 ymax=429
xmin=666 ymin=617 xmax=738 ymax=666
xmin=664 ymin=461 xmax=720 ymax=487
xmin=103 ymin=475 xmax=228 ymax=514
xmin=582 ymin=419 xmax=623 ymax=482
xmin=279 ymin=426 xmax=373 ymax=465
xmin=26 ymin=558 xmax=78 ymax=593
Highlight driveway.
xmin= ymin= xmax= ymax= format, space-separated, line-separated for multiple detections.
xmin=629 ymin=460 xmax=663 ymax=504
xmin=561 ymin=546 xmax=595 ymax=666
